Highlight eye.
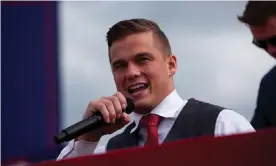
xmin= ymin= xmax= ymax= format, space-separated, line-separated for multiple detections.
xmin=114 ymin=63 xmax=126 ymax=69
xmin=112 ymin=60 xmax=128 ymax=70
xmin=114 ymin=64 xmax=121 ymax=69
xmin=141 ymin=57 xmax=149 ymax=60
xmin=138 ymin=57 xmax=150 ymax=63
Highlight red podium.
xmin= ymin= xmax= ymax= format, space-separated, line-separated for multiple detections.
xmin=33 ymin=128 xmax=276 ymax=166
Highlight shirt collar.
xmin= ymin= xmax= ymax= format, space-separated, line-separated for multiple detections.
xmin=129 ymin=89 xmax=186 ymax=133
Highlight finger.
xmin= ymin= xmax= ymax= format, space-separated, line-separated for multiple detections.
xmin=121 ymin=112 xmax=131 ymax=123
xmin=104 ymin=96 xmax=122 ymax=119
xmin=85 ymin=100 xmax=99 ymax=118
xmin=93 ymin=102 xmax=110 ymax=123
xmin=114 ymin=113 xmax=131 ymax=129
xmin=101 ymin=99 xmax=116 ymax=123
xmin=113 ymin=92 xmax=127 ymax=109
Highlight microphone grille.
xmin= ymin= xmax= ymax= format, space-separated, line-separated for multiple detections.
xmin=125 ymin=97 xmax=135 ymax=114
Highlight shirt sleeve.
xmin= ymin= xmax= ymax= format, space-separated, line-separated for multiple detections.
xmin=214 ymin=109 xmax=255 ymax=137
xmin=56 ymin=139 xmax=106 ymax=160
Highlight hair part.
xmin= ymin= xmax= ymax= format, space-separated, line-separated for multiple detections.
xmin=106 ymin=18 xmax=172 ymax=61
xmin=238 ymin=1 xmax=276 ymax=26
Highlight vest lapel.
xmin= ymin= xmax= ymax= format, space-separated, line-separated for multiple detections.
xmin=106 ymin=122 xmax=140 ymax=151
xmin=163 ymin=98 xmax=222 ymax=143
xmin=163 ymin=104 xmax=187 ymax=143
xmin=122 ymin=122 xmax=140 ymax=148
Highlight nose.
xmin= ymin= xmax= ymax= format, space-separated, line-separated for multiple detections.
xmin=267 ymin=44 xmax=276 ymax=58
xmin=125 ymin=63 xmax=141 ymax=80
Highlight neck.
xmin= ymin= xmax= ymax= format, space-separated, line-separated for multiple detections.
xmin=133 ymin=87 xmax=176 ymax=114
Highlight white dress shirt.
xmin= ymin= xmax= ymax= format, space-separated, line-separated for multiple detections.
xmin=57 ymin=89 xmax=255 ymax=160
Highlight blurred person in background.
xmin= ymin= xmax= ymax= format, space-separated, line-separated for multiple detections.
xmin=238 ymin=1 xmax=276 ymax=129
xmin=57 ymin=18 xmax=254 ymax=159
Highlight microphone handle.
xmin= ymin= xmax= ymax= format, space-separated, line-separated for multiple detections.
xmin=54 ymin=98 xmax=134 ymax=144
xmin=54 ymin=112 xmax=104 ymax=144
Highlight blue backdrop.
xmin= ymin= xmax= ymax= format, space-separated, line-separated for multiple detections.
xmin=2 ymin=1 xmax=62 ymax=163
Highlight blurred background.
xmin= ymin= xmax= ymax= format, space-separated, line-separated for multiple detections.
xmin=2 ymin=1 xmax=275 ymax=164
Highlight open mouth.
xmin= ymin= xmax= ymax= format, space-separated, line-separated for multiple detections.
xmin=127 ymin=83 xmax=150 ymax=94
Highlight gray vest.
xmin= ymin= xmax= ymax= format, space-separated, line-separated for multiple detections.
xmin=106 ymin=98 xmax=224 ymax=151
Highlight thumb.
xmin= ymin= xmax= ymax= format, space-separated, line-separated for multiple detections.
xmin=121 ymin=112 xmax=131 ymax=123
xmin=114 ymin=113 xmax=131 ymax=129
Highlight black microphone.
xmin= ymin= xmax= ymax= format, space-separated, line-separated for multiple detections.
xmin=54 ymin=98 xmax=135 ymax=144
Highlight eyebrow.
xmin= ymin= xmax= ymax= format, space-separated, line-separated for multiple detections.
xmin=137 ymin=52 xmax=152 ymax=56
xmin=111 ymin=52 xmax=153 ymax=66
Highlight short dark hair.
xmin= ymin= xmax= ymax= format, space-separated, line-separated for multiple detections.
xmin=238 ymin=1 xmax=276 ymax=26
xmin=106 ymin=18 xmax=172 ymax=61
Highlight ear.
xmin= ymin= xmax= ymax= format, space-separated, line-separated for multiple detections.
xmin=167 ymin=55 xmax=177 ymax=77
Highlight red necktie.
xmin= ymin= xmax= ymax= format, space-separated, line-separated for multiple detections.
xmin=140 ymin=114 xmax=162 ymax=145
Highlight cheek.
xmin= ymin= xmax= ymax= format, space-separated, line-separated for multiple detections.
xmin=146 ymin=65 xmax=169 ymax=85
xmin=113 ymin=74 xmax=124 ymax=89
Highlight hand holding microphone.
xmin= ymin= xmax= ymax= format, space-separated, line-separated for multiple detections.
xmin=54 ymin=92 xmax=135 ymax=144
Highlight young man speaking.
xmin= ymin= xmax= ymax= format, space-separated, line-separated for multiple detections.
xmin=57 ymin=18 xmax=254 ymax=159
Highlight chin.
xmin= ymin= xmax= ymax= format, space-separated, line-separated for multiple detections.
xmin=133 ymin=97 xmax=154 ymax=114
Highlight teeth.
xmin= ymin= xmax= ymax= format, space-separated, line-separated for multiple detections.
xmin=129 ymin=84 xmax=145 ymax=90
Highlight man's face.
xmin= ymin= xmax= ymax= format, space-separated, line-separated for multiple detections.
xmin=250 ymin=16 xmax=276 ymax=59
xmin=109 ymin=32 xmax=177 ymax=113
